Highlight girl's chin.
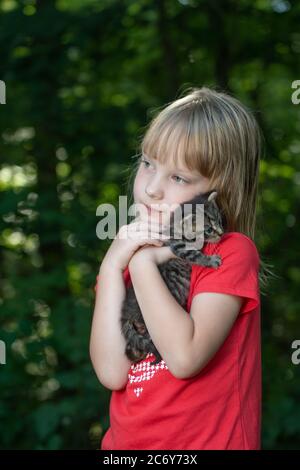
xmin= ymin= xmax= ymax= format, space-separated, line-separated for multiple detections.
xmin=150 ymin=212 xmax=172 ymax=227
xmin=134 ymin=202 xmax=172 ymax=225
xmin=141 ymin=211 xmax=166 ymax=225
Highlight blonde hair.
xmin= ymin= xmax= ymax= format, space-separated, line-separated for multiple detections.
xmin=125 ymin=86 xmax=277 ymax=294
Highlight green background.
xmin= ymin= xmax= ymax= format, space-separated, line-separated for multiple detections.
xmin=0 ymin=0 xmax=299 ymax=450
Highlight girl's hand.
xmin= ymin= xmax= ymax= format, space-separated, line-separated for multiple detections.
xmin=128 ymin=244 xmax=177 ymax=268
xmin=101 ymin=217 xmax=170 ymax=272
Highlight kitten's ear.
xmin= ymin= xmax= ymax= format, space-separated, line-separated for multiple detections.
xmin=207 ymin=190 xmax=218 ymax=202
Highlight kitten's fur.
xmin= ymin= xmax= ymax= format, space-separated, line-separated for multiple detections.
xmin=120 ymin=190 xmax=225 ymax=365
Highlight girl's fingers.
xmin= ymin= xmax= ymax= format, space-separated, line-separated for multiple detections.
xmin=135 ymin=231 xmax=169 ymax=241
xmin=127 ymin=231 xmax=164 ymax=244
xmin=141 ymin=239 xmax=164 ymax=246
xmin=129 ymin=220 xmax=166 ymax=231
xmin=127 ymin=223 xmax=169 ymax=237
xmin=126 ymin=230 xmax=169 ymax=242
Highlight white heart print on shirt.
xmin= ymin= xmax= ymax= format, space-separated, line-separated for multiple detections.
xmin=128 ymin=353 xmax=169 ymax=397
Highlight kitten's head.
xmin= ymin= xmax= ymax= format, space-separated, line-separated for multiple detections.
xmin=168 ymin=190 xmax=226 ymax=244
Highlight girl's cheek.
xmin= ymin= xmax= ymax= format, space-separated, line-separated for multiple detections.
xmin=133 ymin=174 xmax=142 ymax=193
xmin=133 ymin=173 xmax=146 ymax=203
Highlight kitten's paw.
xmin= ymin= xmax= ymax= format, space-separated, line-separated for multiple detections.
xmin=209 ymin=255 xmax=222 ymax=267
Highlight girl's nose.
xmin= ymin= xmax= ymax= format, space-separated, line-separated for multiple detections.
xmin=145 ymin=184 xmax=163 ymax=199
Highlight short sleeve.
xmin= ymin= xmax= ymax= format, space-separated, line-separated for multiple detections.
xmin=94 ymin=266 xmax=131 ymax=293
xmin=190 ymin=233 xmax=260 ymax=315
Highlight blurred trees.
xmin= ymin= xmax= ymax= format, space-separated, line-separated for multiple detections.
xmin=0 ymin=0 xmax=299 ymax=449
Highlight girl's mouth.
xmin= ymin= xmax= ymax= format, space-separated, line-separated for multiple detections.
xmin=146 ymin=204 xmax=157 ymax=214
xmin=143 ymin=204 xmax=166 ymax=224
xmin=143 ymin=203 xmax=162 ymax=215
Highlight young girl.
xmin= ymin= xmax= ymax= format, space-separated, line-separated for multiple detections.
xmin=90 ymin=86 xmax=263 ymax=450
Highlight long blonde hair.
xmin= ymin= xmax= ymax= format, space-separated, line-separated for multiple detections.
xmin=125 ymin=86 xmax=277 ymax=294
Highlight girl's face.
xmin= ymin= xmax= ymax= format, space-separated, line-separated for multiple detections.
xmin=133 ymin=153 xmax=212 ymax=225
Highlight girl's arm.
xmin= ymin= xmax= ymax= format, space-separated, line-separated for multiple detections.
xmin=128 ymin=251 xmax=242 ymax=379
xmin=89 ymin=262 xmax=132 ymax=391
xmin=89 ymin=216 xmax=164 ymax=390
xmin=128 ymin=254 xmax=194 ymax=378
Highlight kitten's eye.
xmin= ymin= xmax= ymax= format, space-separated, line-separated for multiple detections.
xmin=206 ymin=227 xmax=213 ymax=234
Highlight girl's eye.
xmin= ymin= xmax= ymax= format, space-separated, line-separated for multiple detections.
xmin=141 ymin=158 xmax=189 ymax=184
xmin=172 ymin=175 xmax=188 ymax=184
xmin=141 ymin=158 xmax=151 ymax=168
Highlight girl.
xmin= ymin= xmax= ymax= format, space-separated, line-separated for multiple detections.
xmin=90 ymin=86 xmax=263 ymax=450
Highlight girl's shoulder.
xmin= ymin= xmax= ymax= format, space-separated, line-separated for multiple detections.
xmin=221 ymin=231 xmax=258 ymax=247
xmin=203 ymin=231 xmax=260 ymax=264
xmin=189 ymin=231 xmax=261 ymax=314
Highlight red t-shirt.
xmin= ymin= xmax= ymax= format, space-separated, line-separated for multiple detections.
xmin=94 ymin=232 xmax=261 ymax=450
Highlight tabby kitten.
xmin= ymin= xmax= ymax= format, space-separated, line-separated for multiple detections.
xmin=120 ymin=190 xmax=225 ymax=365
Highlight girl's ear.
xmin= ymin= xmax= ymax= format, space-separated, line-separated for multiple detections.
xmin=207 ymin=190 xmax=218 ymax=202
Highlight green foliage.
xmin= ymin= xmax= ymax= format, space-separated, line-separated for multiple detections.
xmin=1 ymin=0 xmax=300 ymax=450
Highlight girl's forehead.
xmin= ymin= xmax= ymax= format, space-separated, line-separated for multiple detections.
xmin=145 ymin=151 xmax=200 ymax=176
xmin=143 ymin=130 xmax=202 ymax=173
